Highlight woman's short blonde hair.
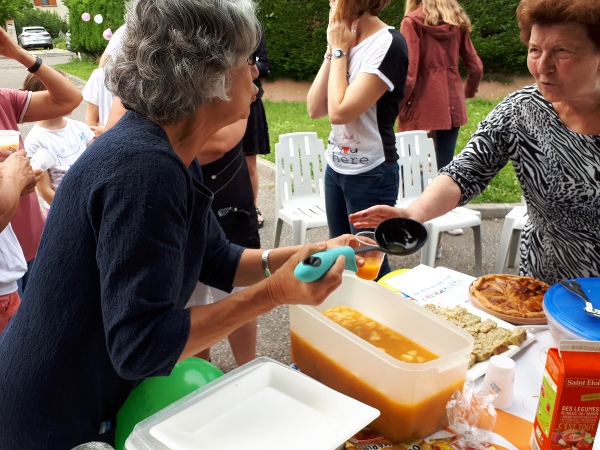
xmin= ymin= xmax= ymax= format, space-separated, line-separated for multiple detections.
xmin=517 ymin=0 xmax=600 ymax=48
xmin=404 ymin=0 xmax=472 ymax=32
xmin=333 ymin=0 xmax=392 ymax=21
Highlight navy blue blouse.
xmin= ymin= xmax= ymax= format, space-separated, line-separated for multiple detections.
xmin=0 ymin=111 xmax=243 ymax=449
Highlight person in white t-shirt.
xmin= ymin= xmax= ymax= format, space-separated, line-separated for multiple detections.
xmin=82 ymin=25 xmax=124 ymax=138
xmin=307 ymin=0 xmax=408 ymax=279
xmin=82 ymin=67 xmax=113 ymax=136
xmin=23 ymin=72 xmax=95 ymax=205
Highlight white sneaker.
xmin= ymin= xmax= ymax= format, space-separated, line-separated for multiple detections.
xmin=446 ymin=228 xmax=464 ymax=236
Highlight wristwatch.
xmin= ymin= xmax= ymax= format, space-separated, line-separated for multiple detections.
xmin=332 ymin=48 xmax=346 ymax=59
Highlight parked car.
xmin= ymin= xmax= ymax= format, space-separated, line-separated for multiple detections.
xmin=18 ymin=26 xmax=53 ymax=50
xmin=65 ymin=31 xmax=71 ymax=51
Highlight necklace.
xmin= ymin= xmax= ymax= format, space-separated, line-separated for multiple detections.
xmin=203 ymin=148 xmax=246 ymax=195
xmin=209 ymin=153 xmax=239 ymax=180
xmin=210 ymin=160 xmax=244 ymax=195
xmin=358 ymin=17 xmax=378 ymax=43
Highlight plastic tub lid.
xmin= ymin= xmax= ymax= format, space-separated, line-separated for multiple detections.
xmin=543 ymin=278 xmax=600 ymax=341
xmin=125 ymin=357 xmax=379 ymax=450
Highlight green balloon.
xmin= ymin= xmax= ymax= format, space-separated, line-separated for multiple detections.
xmin=114 ymin=357 xmax=223 ymax=450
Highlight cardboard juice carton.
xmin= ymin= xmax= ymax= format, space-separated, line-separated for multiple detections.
xmin=531 ymin=341 xmax=600 ymax=450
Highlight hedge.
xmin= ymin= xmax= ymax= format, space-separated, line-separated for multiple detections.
xmin=460 ymin=0 xmax=526 ymax=73
xmin=58 ymin=0 xmax=528 ymax=78
xmin=63 ymin=0 xmax=124 ymax=57
xmin=259 ymin=0 xmax=527 ymax=80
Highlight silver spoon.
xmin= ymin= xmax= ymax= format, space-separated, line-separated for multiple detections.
xmin=559 ymin=280 xmax=600 ymax=318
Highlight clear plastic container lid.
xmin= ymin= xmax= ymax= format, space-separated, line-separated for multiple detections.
xmin=543 ymin=278 xmax=600 ymax=341
xmin=125 ymin=357 xmax=379 ymax=450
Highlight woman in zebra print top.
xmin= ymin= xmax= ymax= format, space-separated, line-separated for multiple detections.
xmin=350 ymin=0 xmax=600 ymax=285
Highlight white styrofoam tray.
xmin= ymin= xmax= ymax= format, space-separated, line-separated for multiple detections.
xmin=125 ymin=357 xmax=379 ymax=450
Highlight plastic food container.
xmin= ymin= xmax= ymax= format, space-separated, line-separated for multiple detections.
xmin=543 ymin=278 xmax=600 ymax=344
xmin=124 ymin=357 xmax=379 ymax=450
xmin=289 ymin=273 xmax=474 ymax=443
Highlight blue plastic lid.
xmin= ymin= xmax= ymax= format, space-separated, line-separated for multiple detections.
xmin=543 ymin=278 xmax=600 ymax=341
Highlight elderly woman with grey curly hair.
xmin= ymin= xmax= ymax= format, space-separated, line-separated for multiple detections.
xmin=0 ymin=0 xmax=354 ymax=448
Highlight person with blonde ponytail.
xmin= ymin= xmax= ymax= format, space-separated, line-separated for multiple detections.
xmin=398 ymin=0 xmax=483 ymax=170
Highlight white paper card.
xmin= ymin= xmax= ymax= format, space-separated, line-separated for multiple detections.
xmin=383 ymin=265 xmax=475 ymax=305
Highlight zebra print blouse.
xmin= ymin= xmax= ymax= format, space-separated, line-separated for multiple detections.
xmin=440 ymin=85 xmax=600 ymax=285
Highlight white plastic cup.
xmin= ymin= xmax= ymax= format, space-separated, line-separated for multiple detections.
xmin=481 ymin=355 xmax=515 ymax=409
xmin=30 ymin=148 xmax=56 ymax=171
xmin=0 ymin=130 xmax=21 ymax=154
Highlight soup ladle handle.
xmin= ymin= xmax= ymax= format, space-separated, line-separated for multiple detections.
xmin=294 ymin=246 xmax=358 ymax=282
xmin=353 ymin=245 xmax=381 ymax=254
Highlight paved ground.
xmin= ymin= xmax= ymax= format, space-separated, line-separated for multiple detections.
xmin=1 ymin=50 xmax=522 ymax=373
xmin=262 ymin=74 xmax=535 ymax=102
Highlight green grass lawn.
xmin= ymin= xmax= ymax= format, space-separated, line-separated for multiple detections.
xmin=54 ymin=58 xmax=521 ymax=204
xmin=54 ymin=59 xmax=98 ymax=81
xmin=263 ymin=98 xmax=522 ymax=204
xmin=453 ymin=98 xmax=522 ymax=204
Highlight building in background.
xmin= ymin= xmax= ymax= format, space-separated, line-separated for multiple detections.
xmin=28 ymin=0 xmax=68 ymax=21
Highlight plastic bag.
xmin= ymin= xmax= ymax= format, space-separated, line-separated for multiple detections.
xmin=445 ymin=380 xmax=497 ymax=450
xmin=345 ymin=427 xmax=433 ymax=449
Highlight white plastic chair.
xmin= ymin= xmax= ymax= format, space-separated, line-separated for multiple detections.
xmin=273 ymin=132 xmax=328 ymax=247
xmin=395 ymin=130 xmax=483 ymax=275
xmin=494 ymin=205 xmax=528 ymax=273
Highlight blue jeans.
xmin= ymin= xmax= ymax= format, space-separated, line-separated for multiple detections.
xmin=325 ymin=162 xmax=399 ymax=278
xmin=431 ymin=127 xmax=460 ymax=169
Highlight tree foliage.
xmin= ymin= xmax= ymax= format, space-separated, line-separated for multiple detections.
xmin=63 ymin=0 xmax=125 ymax=56
xmin=0 ymin=0 xmax=32 ymax=29
xmin=258 ymin=0 xmax=527 ymax=81
xmin=34 ymin=0 xmax=526 ymax=78
xmin=460 ymin=0 xmax=527 ymax=73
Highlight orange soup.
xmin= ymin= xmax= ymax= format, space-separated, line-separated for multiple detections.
xmin=321 ymin=306 xmax=438 ymax=363
xmin=290 ymin=332 xmax=462 ymax=443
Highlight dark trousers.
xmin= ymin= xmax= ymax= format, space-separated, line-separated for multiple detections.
xmin=324 ymin=162 xmax=399 ymax=278
xmin=431 ymin=127 xmax=460 ymax=169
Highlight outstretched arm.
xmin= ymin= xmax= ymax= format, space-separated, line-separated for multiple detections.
xmin=0 ymin=28 xmax=82 ymax=123
xmin=180 ymin=237 xmax=355 ymax=360
xmin=350 ymin=174 xmax=461 ymax=228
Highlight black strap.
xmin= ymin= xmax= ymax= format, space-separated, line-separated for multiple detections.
xmin=27 ymin=56 xmax=42 ymax=73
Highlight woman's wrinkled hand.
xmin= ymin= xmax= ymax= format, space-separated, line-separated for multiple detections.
xmin=326 ymin=233 xmax=358 ymax=249
xmin=0 ymin=148 xmax=13 ymax=162
xmin=1 ymin=151 xmax=36 ymax=195
xmin=265 ymin=241 xmax=346 ymax=308
xmin=349 ymin=205 xmax=406 ymax=229
xmin=325 ymin=233 xmax=364 ymax=266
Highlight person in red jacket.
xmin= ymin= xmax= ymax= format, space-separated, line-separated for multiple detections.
xmin=398 ymin=0 xmax=483 ymax=170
